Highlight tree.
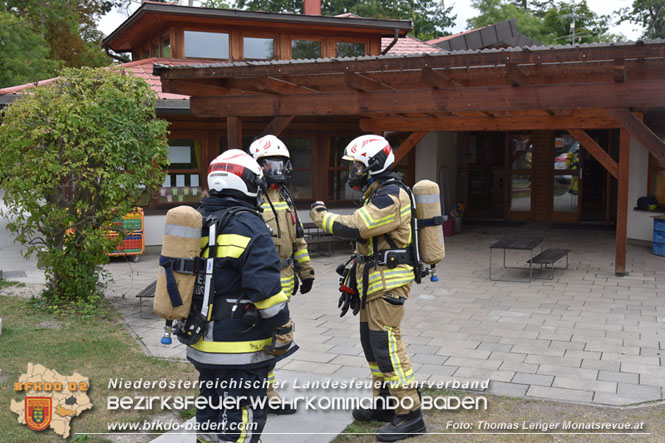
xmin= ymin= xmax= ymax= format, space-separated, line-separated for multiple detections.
xmin=618 ymin=0 xmax=665 ymax=39
xmin=469 ymin=0 xmax=615 ymax=45
xmin=0 ymin=11 xmax=61 ymax=88
xmin=0 ymin=67 xmax=169 ymax=309
xmin=1 ymin=0 xmax=121 ymax=73
xmin=235 ymin=0 xmax=456 ymax=40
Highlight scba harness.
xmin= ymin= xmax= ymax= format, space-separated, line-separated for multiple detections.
xmin=337 ymin=178 xmax=445 ymax=314
xmin=157 ymin=206 xmax=264 ymax=345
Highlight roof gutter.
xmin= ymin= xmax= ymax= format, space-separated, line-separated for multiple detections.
xmin=381 ymin=29 xmax=400 ymax=55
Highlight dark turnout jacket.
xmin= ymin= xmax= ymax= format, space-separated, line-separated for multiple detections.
xmin=187 ymin=195 xmax=297 ymax=369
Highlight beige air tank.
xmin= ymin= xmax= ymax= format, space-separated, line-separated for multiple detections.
xmin=154 ymin=206 xmax=202 ymax=320
xmin=413 ymin=180 xmax=445 ymax=264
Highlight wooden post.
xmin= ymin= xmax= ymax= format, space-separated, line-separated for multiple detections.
xmin=615 ymin=129 xmax=630 ymax=276
xmin=227 ymin=117 xmax=242 ymax=149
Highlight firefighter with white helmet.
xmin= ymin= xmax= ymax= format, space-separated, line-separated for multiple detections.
xmin=310 ymin=135 xmax=426 ymax=441
xmin=190 ymin=149 xmax=297 ymax=443
xmin=249 ymin=134 xmax=314 ymax=414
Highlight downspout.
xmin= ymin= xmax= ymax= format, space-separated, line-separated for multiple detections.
xmin=104 ymin=47 xmax=131 ymax=64
xmin=381 ymin=29 xmax=400 ymax=55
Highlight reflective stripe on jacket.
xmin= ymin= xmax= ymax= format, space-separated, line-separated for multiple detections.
xmin=261 ymin=188 xmax=314 ymax=289
xmin=310 ymin=180 xmax=414 ymax=298
xmin=187 ymin=196 xmax=297 ymax=369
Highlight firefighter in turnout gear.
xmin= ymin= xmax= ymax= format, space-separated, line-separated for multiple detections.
xmin=249 ymin=134 xmax=314 ymax=414
xmin=190 ymin=149 xmax=297 ymax=443
xmin=310 ymin=135 xmax=426 ymax=442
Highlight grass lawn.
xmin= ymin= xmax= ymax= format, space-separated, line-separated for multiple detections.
xmin=0 ymin=295 xmax=196 ymax=443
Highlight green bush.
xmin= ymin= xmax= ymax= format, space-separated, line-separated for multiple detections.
xmin=0 ymin=67 xmax=169 ymax=310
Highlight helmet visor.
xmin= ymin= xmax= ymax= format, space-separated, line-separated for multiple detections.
xmin=260 ymin=157 xmax=291 ymax=186
xmin=347 ymin=161 xmax=368 ymax=190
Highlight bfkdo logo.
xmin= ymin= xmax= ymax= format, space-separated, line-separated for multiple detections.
xmin=11 ymin=363 xmax=93 ymax=439
xmin=25 ymin=397 xmax=52 ymax=431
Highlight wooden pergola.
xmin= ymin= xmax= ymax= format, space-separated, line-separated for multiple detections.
xmin=155 ymin=41 xmax=665 ymax=275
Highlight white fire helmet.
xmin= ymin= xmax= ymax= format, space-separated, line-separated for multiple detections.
xmin=342 ymin=134 xmax=394 ymax=176
xmin=207 ymin=149 xmax=265 ymax=198
xmin=248 ymin=134 xmax=292 ymax=187
xmin=248 ymin=135 xmax=290 ymax=161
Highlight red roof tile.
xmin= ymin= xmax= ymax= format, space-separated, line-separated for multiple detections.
xmin=0 ymin=58 xmax=218 ymax=99
xmin=381 ymin=35 xmax=445 ymax=55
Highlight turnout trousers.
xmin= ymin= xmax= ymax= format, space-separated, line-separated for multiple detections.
xmin=195 ymin=365 xmax=270 ymax=443
xmin=359 ymin=285 xmax=420 ymax=415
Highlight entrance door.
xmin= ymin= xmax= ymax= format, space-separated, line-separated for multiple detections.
xmin=551 ymin=132 xmax=582 ymax=222
xmin=505 ymin=133 xmax=534 ymax=220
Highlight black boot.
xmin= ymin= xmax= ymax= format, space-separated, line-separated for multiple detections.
xmin=376 ymin=409 xmax=426 ymax=442
xmin=352 ymin=405 xmax=395 ymax=422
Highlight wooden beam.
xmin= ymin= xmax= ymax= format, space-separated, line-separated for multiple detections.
xmin=615 ymin=129 xmax=630 ymax=276
xmin=190 ymin=80 xmax=665 ymax=117
xmin=162 ymin=79 xmax=231 ymax=96
xmin=505 ymin=64 xmax=529 ymax=86
xmin=258 ymin=76 xmax=316 ymax=94
xmin=613 ymin=58 xmax=626 ymax=82
xmin=360 ymin=111 xmax=619 ymax=132
xmin=420 ymin=66 xmax=459 ymax=89
xmin=606 ymin=108 xmax=665 ymax=165
xmin=227 ymin=117 xmax=242 ymax=149
xmin=394 ymin=132 xmax=427 ymax=165
xmin=344 ymin=71 xmax=392 ymax=91
xmin=257 ymin=116 xmax=294 ymax=138
xmin=567 ymin=129 xmax=618 ymax=179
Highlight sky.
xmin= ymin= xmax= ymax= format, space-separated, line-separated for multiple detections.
xmin=98 ymin=0 xmax=645 ymax=41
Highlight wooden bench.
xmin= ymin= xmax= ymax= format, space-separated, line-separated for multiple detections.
xmin=136 ymin=280 xmax=156 ymax=318
xmin=527 ymin=248 xmax=570 ymax=279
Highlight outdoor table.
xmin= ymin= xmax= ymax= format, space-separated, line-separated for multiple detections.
xmin=489 ymin=235 xmax=543 ymax=282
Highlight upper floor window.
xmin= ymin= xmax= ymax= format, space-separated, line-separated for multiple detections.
xmin=161 ymin=37 xmax=171 ymax=58
xmin=244 ymin=37 xmax=275 ymax=60
xmin=291 ymin=39 xmax=321 ymax=59
xmin=184 ymin=31 xmax=229 ymax=59
xmin=337 ymin=41 xmax=365 ymax=58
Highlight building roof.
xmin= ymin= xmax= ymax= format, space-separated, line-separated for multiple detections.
xmin=103 ymin=1 xmax=412 ymax=52
xmin=0 ymin=58 xmax=195 ymax=106
xmin=428 ymin=19 xmax=541 ymax=51
xmin=381 ymin=35 xmax=446 ymax=55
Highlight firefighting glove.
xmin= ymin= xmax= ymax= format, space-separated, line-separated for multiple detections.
xmin=264 ymin=320 xmax=294 ymax=356
xmin=300 ymin=278 xmax=314 ymax=294
xmin=311 ymin=201 xmax=327 ymax=213
xmin=338 ymin=291 xmax=360 ymax=317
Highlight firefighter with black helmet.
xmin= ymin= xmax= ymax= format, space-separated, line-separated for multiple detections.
xmin=310 ymin=135 xmax=426 ymax=442
xmin=190 ymin=149 xmax=297 ymax=443
xmin=249 ymin=134 xmax=314 ymax=414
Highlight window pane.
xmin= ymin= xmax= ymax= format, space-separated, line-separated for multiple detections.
xmin=162 ymin=38 xmax=171 ymax=58
xmin=337 ymin=41 xmax=365 ymax=57
xmin=553 ymin=175 xmax=578 ymax=212
xmin=292 ymin=39 xmax=321 ymax=59
xmin=185 ymin=31 xmax=229 ymax=59
xmin=285 ymin=138 xmax=312 ymax=168
xmin=554 ymin=134 xmax=579 ymax=171
xmin=330 ymin=136 xmax=353 ymax=166
xmin=244 ymin=37 xmax=275 ymax=59
xmin=159 ymin=139 xmax=202 ymax=205
xmin=167 ymin=139 xmax=200 ymax=169
xmin=509 ymin=134 xmax=532 ymax=170
xmin=653 ymin=169 xmax=665 ymax=204
xmin=328 ymin=169 xmax=363 ymax=200
xmin=510 ymin=175 xmax=531 ymax=211
xmin=153 ymin=43 xmax=159 ymax=58
xmin=281 ymin=138 xmax=312 ymax=199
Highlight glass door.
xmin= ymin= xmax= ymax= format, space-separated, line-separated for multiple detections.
xmin=506 ymin=133 xmax=533 ymax=220
xmin=552 ymin=133 xmax=582 ymax=222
